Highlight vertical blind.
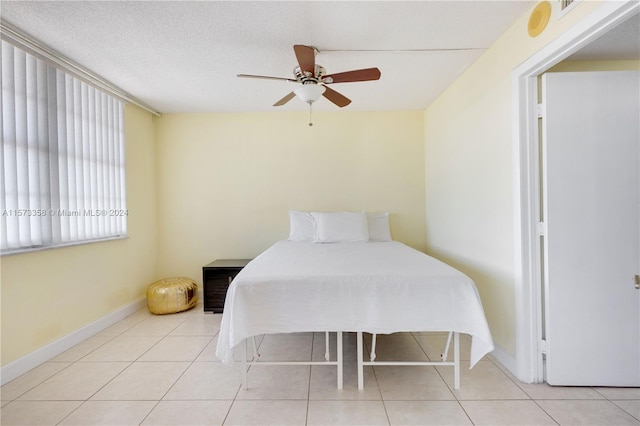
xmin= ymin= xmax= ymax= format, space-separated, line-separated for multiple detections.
xmin=560 ymin=0 xmax=575 ymax=11
xmin=1 ymin=40 xmax=126 ymax=253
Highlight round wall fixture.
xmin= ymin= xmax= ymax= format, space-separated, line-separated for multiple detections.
xmin=528 ymin=1 xmax=552 ymax=38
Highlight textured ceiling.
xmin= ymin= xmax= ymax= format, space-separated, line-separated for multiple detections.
xmin=567 ymin=12 xmax=640 ymax=61
xmin=2 ymin=1 xmax=543 ymax=113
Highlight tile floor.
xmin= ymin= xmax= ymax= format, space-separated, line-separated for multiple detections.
xmin=1 ymin=301 xmax=639 ymax=425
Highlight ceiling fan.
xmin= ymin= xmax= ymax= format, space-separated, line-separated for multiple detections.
xmin=237 ymin=45 xmax=381 ymax=109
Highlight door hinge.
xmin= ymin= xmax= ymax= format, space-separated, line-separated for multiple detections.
xmin=537 ymin=222 xmax=547 ymax=236
xmin=537 ymin=103 xmax=544 ymax=118
xmin=634 ymin=274 xmax=640 ymax=290
xmin=539 ymin=339 xmax=547 ymax=355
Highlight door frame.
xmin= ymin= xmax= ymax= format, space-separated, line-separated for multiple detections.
xmin=511 ymin=0 xmax=640 ymax=383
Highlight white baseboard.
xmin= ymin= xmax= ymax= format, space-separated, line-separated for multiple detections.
xmin=1 ymin=296 xmax=146 ymax=386
xmin=489 ymin=343 xmax=517 ymax=378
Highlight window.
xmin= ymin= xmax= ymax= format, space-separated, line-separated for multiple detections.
xmin=1 ymin=40 xmax=127 ymax=254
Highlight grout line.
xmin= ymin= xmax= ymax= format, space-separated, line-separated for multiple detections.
xmin=530 ymin=399 xmax=562 ymax=426
xmin=305 ymin=333 xmax=316 ymax=425
xmin=58 ymin=310 xmax=199 ymax=425
xmin=137 ymin=399 xmax=162 ymax=426
xmin=364 ymin=332 xmax=392 ymax=425
xmin=418 ymin=332 xmax=459 ymax=399
xmin=4 ymin=310 xmax=153 ymax=402
xmin=456 ymin=399 xmax=476 ymax=426
xmin=7 ymin=310 xmax=640 ymax=425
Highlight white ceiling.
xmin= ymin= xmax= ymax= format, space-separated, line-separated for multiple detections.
xmin=567 ymin=12 xmax=640 ymax=61
xmin=14 ymin=0 xmax=615 ymax=114
xmin=1 ymin=1 xmax=638 ymax=114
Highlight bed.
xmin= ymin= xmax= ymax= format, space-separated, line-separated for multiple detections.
xmin=215 ymin=211 xmax=494 ymax=390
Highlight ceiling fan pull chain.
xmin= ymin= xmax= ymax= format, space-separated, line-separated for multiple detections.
xmin=308 ymin=103 xmax=313 ymax=127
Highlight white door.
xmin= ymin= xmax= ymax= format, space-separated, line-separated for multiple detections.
xmin=542 ymin=71 xmax=640 ymax=386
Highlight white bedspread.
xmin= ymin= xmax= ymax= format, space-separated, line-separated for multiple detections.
xmin=216 ymin=241 xmax=494 ymax=367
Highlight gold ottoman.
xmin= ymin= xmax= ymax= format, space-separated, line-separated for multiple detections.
xmin=146 ymin=277 xmax=198 ymax=315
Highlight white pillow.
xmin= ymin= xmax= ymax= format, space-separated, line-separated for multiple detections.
xmin=366 ymin=212 xmax=392 ymax=242
xmin=288 ymin=211 xmax=316 ymax=242
xmin=312 ymin=211 xmax=369 ymax=243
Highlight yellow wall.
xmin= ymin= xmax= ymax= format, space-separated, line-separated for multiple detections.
xmin=0 ymin=105 xmax=158 ymax=365
xmin=423 ymin=0 xmax=611 ymax=354
xmin=2 ymin=0 xmax=626 ymax=370
xmin=155 ymin=111 xmax=426 ymax=281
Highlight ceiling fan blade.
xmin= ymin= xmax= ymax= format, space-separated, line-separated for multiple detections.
xmin=273 ymin=92 xmax=296 ymax=107
xmin=323 ymin=68 xmax=381 ymax=84
xmin=238 ymin=74 xmax=297 ymax=82
xmin=322 ymin=86 xmax=351 ymax=108
xmin=293 ymin=45 xmax=315 ymax=75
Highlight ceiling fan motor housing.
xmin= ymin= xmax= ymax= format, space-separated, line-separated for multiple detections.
xmin=294 ymin=65 xmax=326 ymax=84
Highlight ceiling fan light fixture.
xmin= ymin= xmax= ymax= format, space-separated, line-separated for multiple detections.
xmin=294 ymin=84 xmax=326 ymax=104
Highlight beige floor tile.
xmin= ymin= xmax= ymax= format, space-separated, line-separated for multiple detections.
xmin=51 ymin=336 xmax=114 ymax=362
xmin=595 ymin=387 xmax=640 ymax=399
xmin=537 ymin=399 xmax=640 ymax=425
xmin=138 ymin=336 xmax=212 ymax=361
xmin=613 ymin=400 xmax=640 ymax=420
xmin=94 ymin=309 xmax=152 ymax=337
xmin=364 ymin=332 xmax=429 ymax=362
xmin=413 ymin=332 xmax=471 ymax=362
xmin=9 ymin=306 xmax=640 ymax=426
xmin=0 ymin=400 xmax=82 ymax=425
xmin=488 ymin=354 xmax=520 ymax=379
xmin=236 ymin=365 xmax=310 ymax=400
xmin=195 ymin=334 xmax=222 ymax=361
xmin=128 ymin=307 xmax=156 ymax=321
xmin=438 ymin=360 xmax=529 ymax=400
xmin=234 ymin=334 xmax=265 ymax=360
xmin=215 ymin=336 xmax=267 ymax=363
xmin=163 ymin=362 xmax=241 ymax=400
xmin=1 ymin=362 xmax=71 ymax=401
xmin=309 ymin=363 xmax=381 ymax=400
xmin=385 ymin=400 xmax=472 ymax=425
xmin=90 ymin=361 xmax=189 ymax=400
xmin=18 ymin=362 xmax=130 ymax=401
xmin=255 ymin=333 xmax=313 ymax=361
xmin=79 ymin=335 xmax=162 ymax=361
xmin=58 ymin=400 xmax=156 ymax=425
xmin=141 ymin=400 xmax=233 ymax=425
xmin=180 ymin=304 xmax=201 ymax=316
xmin=461 ymin=400 xmax=557 ymax=425
xmin=94 ymin=321 xmax=135 ymax=338
xmin=311 ymin=332 xmax=359 ymax=362
xmin=374 ymin=365 xmax=454 ymax=400
xmin=307 ymin=400 xmax=389 ymax=425
xmin=169 ymin=312 xmax=222 ymax=336
xmin=224 ymin=399 xmax=308 ymax=425
xmin=121 ymin=314 xmax=190 ymax=336
xmin=518 ymin=382 xmax=605 ymax=400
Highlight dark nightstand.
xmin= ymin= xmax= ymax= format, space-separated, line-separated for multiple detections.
xmin=202 ymin=259 xmax=252 ymax=312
